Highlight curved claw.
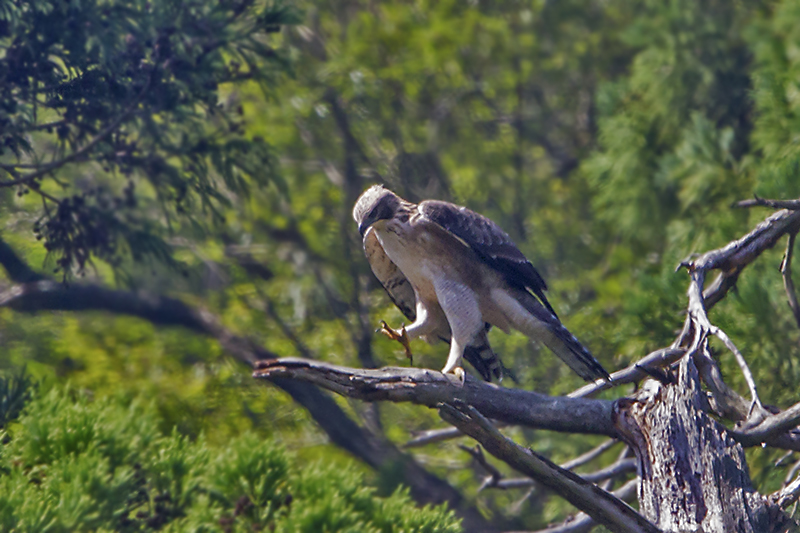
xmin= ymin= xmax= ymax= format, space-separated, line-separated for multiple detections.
xmin=377 ymin=320 xmax=414 ymax=365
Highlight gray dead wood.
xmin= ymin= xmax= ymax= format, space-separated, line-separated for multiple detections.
xmin=253 ymin=357 xmax=618 ymax=436
xmin=614 ymin=358 xmax=792 ymax=533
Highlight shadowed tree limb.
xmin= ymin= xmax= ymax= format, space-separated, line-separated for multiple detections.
xmin=0 ymin=238 xmax=47 ymax=283
xmin=438 ymin=401 xmax=660 ymax=533
xmin=251 ymin=355 xmax=800 ymax=451
xmin=529 ymin=479 xmax=639 ymax=533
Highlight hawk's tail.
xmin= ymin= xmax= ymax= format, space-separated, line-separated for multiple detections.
xmin=500 ymin=289 xmax=610 ymax=382
xmin=463 ymin=328 xmax=503 ymax=382
xmin=536 ymin=321 xmax=610 ymax=382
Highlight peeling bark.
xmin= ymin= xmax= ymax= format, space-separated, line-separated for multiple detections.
xmin=615 ymin=358 xmax=794 ymax=533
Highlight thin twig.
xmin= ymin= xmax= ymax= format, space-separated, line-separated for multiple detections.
xmin=405 ymin=423 xmax=507 ymax=448
xmin=561 ymin=439 xmax=619 ymax=471
xmin=775 ymin=450 xmax=795 ymax=468
xmin=709 ymin=325 xmax=763 ymax=412
xmin=458 ymin=445 xmax=503 ymax=491
xmin=787 ymin=458 xmax=800 ymax=487
xmin=493 ymin=458 xmax=636 ymax=490
xmin=569 ymin=348 xmax=684 ymax=398
xmin=781 ymin=231 xmax=800 ymax=328
xmin=405 ymin=426 xmax=465 ymax=448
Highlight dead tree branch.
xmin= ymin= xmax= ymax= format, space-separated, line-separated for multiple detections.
xmin=252 ymin=357 xmax=618 ymax=437
xmin=675 ymin=208 xmax=800 ymax=428
xmin=530 ymin=478 xmax=639 ymax=533
xmin=494 ymin=458 xmax=636 ymax=490
xmin=736 ymin=197 xmax=800 ymax=210
xmin=733 ymin=402 xmax=800 ymax=446
xmin=405 ymin=426 xmax=471 ymax=448
xmin=772 ymin=475 xmax=800 ymax=509
xmin=438 ymin=401 xmax=660 ymax=533
xmin=569 ymin=348 xmax=684 ymax=398
xmin=252 ymin=356 xmax=800 ymax=451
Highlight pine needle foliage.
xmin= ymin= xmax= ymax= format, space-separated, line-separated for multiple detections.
xmin=0 ymin=385 xmax=460 ymax=532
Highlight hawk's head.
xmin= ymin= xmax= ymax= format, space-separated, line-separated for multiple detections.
xmin=353 ymin=185 xmax=402 ymax=236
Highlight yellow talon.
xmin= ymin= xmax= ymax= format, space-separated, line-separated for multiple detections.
xmin=377 ymin=320 xmax=413 ymax=365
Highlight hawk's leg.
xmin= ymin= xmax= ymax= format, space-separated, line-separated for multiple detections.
xmin=435 ymin=280 xmax=484 ymax=384
xmin=378 ymin=321 xmax=413 ymax=364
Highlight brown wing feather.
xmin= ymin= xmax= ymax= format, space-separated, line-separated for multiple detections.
xmin=419 ymin=200 xmax=557 ymax=318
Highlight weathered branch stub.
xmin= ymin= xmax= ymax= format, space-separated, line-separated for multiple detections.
xmin=614 ymin=357 xmax=792 ymax=533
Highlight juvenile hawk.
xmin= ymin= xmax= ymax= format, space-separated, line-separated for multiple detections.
xmin=353 ymin=185 xmax=609 ymax=383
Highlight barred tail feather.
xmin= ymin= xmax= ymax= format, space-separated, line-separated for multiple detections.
xmin=463 ymin=329 xmax=503 ymax=382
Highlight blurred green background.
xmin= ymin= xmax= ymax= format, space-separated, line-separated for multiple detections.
xmin=2 ymin=0 xmax=800 ymax=530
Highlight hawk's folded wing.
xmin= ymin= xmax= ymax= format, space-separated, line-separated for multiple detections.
xmin=419 ymin=200 xmax=557 ymax=318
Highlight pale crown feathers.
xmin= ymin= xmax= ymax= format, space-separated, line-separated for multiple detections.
xmin=353 ymin=185 xmax=403 ymax=237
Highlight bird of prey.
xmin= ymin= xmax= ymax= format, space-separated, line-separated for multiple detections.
xmin=353 ymin=185 xmax=609 ymax=383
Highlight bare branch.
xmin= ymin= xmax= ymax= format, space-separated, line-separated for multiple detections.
xmin=787 ymin=458 xmax=800 ymax=486
xmin=495 ymin=458 xmax=636 ymax=490
xmin=405 ymin=426 xmax=466 ymax=448
xmin=733 ymin=402 xmax=800 ymax=446
xmin=560 ymin=439 xmax=620 ymax=471
xmin=677 ymin=218 xmax=786 ymax=426
xmin=405 ymin=421 xmax=515 ymax=448
xmin=771 ymin=475 xmax=800 ymax=509
xmin=781 ymin=231 xmax=800 ymax=328
xmin=253 ymin=357 xmax=618 ymax=437
xmin=438 ymin=402 xmax=660 ymax=533
xmin=683 ymin=207 xmax=800 ymax=314
xmin=459 ymin=444 xmax=503 ymax=491
xmin=736 ymin=197 xmax=800 ymax=210
xmin=569 ymin=348 xmax=684 ymax=398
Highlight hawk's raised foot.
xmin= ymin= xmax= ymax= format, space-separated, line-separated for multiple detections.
xmin=377 ymin=320 xmax=413 ymax=365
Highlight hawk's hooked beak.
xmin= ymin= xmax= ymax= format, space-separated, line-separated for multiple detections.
xmin=358 ymin=220 xmax=370 ymax=237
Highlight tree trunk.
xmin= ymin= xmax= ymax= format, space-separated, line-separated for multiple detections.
xmin=615 ymin=357 xmax=793 ymax=533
